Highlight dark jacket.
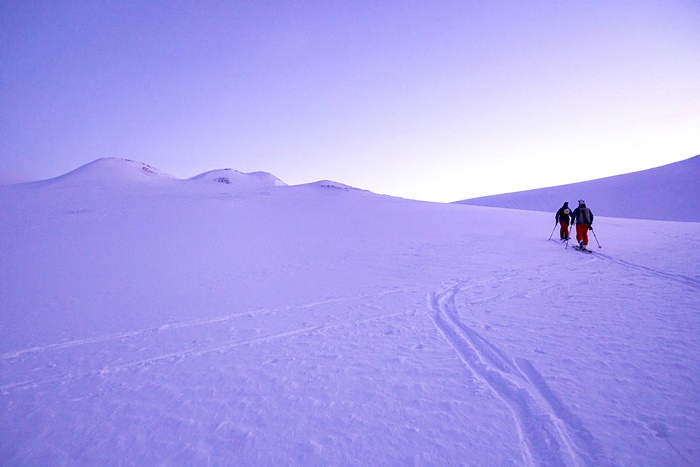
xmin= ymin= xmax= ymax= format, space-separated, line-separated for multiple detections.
xmin=572 ymin=205 xmax=594 ymax=225
xmin=555 ymin=204 xmax=571 ymax=224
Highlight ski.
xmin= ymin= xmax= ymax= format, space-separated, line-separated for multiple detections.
xmin=572 ymin=245 xmax=593 ymax=253
xmin=549 ymin=238 xmax=572 ymax=249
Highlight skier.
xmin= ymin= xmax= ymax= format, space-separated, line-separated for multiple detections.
xmin=554 ymin=202 xmax=571 ymax=240
xmin=571 ymin=199 xmax=594 ymax=250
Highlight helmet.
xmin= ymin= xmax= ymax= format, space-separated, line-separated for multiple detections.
xmin=578 ymin=199 xmax=585 ymax=206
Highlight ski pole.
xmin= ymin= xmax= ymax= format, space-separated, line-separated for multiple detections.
xmin=549 ymin=223 xmax=557 ymax=240
xmin=591 ymin=227 xmax=602 ymax=248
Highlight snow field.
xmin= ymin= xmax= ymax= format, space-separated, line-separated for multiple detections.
xmin=1 ymin=163 xmax=699 ymax=465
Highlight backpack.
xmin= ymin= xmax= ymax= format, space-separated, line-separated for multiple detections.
xmin=576 ymin=207 xmax=592 ymax=224
xmin=558 ymin=208 xmax=570 ymax=222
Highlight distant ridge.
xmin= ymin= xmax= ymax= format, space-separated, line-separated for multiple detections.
xmin=28 ymin=158 xmax=365 ymax=192
xmin=33 ymin=158 xmax=289 ymax=189
xmin=455 ymin=155 xmax=699 ymax=222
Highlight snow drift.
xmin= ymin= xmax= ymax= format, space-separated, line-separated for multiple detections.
xmin=456 ymin=155 xmax=700 ymax=222
xmin=1 ymin=158 xmax=698 ymax=465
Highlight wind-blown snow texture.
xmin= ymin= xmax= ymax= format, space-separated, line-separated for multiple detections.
xmin=456 ymin=155 xmax=700 ymax=222
xmin=1 ymin=158 xmax=699 ymax=465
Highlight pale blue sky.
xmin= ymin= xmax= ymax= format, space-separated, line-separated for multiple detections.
xmin=2 ymin=1 xmax=699 ymax=201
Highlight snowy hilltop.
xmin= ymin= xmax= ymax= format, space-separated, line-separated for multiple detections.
xmin=39 ymin=157 xmax=177 ymax=184
xmin=456 ymin=155 xmax=700 ymax=222
xmin=1 ymin=158 xmax=698 ymax=465
xmin=189 ymin=168 xmax=287 ymax=188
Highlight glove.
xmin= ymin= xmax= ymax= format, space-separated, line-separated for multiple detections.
xmin=588 ymin=225 xmax=593 ymax=230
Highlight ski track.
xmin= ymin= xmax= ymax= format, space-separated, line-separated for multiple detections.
xmin=549 ymin=238 xmax=700 ymax=289
xmin=428 ymin=280 xmax=609 ymax=467
xmin=0 ymin=325 xmax=323 ymax=392
xmin=593 ymin=252 xmax=700 ymax=289
xmin=0 ymin=289 xmax=412 ymax=392
xmin=0 ymin=287 xmax=407 ymax=361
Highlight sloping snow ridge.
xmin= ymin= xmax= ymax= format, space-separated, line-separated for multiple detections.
xmin=1 ymin=158 xmax=698 ymax=465
xmin=456 ymin=155 xmax=700 ymax=222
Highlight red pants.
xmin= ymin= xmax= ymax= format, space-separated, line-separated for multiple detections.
xmin=559 ymin=222 xmax=569 ymax=239
xmin=575 ymin=224 xmax=589 ymax=245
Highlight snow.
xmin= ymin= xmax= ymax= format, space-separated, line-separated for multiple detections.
xmin=43 ymin=158 xmax=176 ymax=185
xmin=1 ymin=158 xmax=699 ymax=465
xmin=189 ymin=168 xmax=287 ymax=188
xmin=456 ymin=155 xmax=700 ymax=223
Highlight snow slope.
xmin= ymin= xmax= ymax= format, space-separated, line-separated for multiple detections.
xmin=456 ymin=155 xmax=700 ymax=222
xmin=1 ymin=159 xmax=699 ymax=465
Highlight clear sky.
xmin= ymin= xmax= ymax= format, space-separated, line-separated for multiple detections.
xmin=2 ymin=1 xmax=699 ymax=201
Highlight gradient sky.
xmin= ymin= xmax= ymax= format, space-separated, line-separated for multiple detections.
xmin=2 ymin=1 xmax=699 ymax=201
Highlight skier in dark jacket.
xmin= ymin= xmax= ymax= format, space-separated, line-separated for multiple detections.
xmin=571 ymin=199 xmax=594 ymax=249
xmin=555 ymin=202 xmax=571 ymax=240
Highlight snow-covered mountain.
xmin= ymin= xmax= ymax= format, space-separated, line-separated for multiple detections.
xmin=40 ymin=157 xmax=176 ymax=185
xmin=1 ymin=158 xmax=698 ymax=465
xmin=189 ymin=168 xmax=287 ymax=188
xmin=456 ymin=155 xmax=700 ymax=222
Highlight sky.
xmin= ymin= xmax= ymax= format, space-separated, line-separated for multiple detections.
xmin=1 ymin=0 xmax=699 ymax=201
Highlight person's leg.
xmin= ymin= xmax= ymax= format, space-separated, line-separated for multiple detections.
xmin=576 ymin=224 xmax=587 ymax=246
xmin=559 ymin=222 xmax=568 ymax=239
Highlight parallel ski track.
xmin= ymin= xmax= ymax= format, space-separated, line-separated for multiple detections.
xmin=0 ymin=288 xmax=411 ymax=392
xmin=1 ymin=308 xmax=414 ymax=392
xmin=549 ymin=238 xmax=699 ymax=289
xmin=428 ymin=279 xmax=609 ymax=467
xmin=1 ymin=324 xmax=327 ymax=391
xmin=593 ymin=252 xmax=700 ymax=289
xmin=0 ymin=288 xmax=407 ymax=361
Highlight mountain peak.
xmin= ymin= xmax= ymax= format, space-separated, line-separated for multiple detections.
xmin=189 ymin=169 xmax=287 ymax=187
xmin=46 ymin=158 xmax=174 ymax=184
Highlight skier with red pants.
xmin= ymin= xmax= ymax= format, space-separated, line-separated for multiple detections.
xmin=555 ymin=202 xmax=571 ymax=240
xmin=571 ymin=200 xmax=594 ymax=249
